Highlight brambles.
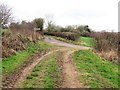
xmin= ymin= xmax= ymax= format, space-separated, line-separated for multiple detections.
xmin=2 ymin=31 xmax=29 ymax=58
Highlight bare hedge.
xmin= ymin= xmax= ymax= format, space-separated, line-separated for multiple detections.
xmin=44 ymin=31 xmax=80 ymax=41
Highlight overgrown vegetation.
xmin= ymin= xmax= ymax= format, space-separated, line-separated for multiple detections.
xmin=92 ymin=32 xmax=118 ymax=52
xmin=22 ymin=51 xmax=62 ymax=88
xmin=2 ymin=31 xmax=29 ymax=58
xmin=2 ymin=17 xmax=45 ymax=58
xmin=91 ymin=32 xmax=118 ymax=63
xmin=73 ymin=50 xmax=118 ymax=88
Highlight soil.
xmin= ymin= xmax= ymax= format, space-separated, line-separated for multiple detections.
xmin=61 ymin=49 xmax=85 ymax=88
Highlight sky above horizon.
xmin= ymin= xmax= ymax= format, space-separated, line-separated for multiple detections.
xmin=0 ymin=0 xmax=119 ymax=32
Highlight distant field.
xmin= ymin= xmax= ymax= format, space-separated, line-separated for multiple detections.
xmin=73 ymin=50 xmax=118 ymax=88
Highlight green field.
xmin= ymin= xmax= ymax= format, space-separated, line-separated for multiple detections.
xmin=73 ymin=50 xmax=118 ymax=88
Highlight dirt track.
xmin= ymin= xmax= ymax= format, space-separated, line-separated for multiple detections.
xmin=3 ymin=37 xmax=89 ymax=88
xmin=44 ymin=37 xmax=88 ymax=88
xmin=61 ymin=49 xmax=85 ymax=88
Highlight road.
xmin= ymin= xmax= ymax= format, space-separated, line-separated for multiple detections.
xmin=44 ymin=36 xmax=90 ymax=50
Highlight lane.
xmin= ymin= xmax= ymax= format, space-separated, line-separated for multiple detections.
xmin=44 ymin=36 xmax=90 ymax=50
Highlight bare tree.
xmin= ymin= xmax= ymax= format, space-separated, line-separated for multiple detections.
xmin=0 ymin=4 xmax=12 ymax=28
xmin=45 ymin=14 xmax=54 ymax=31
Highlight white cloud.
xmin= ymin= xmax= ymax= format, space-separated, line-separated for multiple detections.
xmin=0 ymin=0 xmax=119 ymax=32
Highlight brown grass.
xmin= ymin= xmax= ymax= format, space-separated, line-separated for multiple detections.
xmin=94 ymin=50 xmax=118 ymax=63
xmin=91 ymin=31 xmax=118 ymax=63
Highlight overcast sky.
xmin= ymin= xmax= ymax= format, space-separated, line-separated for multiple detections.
xmin=0 ymin=0 xmax=119 ymax=32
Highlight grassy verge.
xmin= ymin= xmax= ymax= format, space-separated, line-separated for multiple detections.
xmin=79 ymin=37 xmax=94 ymax=47
xmin=22 ymin=51 xmax=61 ymax=88
xmin=2 ymin=40 xmax=53 ymax=75
xmin=73 ymin=50 xmax=118 ymax=88
xmin=46 ymin=35 xmax=94 ymax=47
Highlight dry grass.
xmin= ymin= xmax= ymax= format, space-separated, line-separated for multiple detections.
xmin=91 ymin=32 xmax=118 ymax=63
xmin=94 ymin=50 xmax=118 ymax=64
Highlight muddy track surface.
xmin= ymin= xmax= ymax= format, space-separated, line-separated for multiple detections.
xmin=61 ymin=49 xmax=85 ymax=88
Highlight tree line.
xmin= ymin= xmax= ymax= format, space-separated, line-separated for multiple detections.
xmin=0 ymin=3 xmax=92 ymax=33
